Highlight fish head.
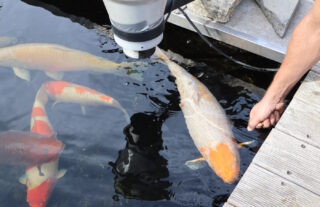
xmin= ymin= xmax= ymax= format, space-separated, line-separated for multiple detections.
xmin=201 ymin=140 xmax=240 ymax=184
xmin=27 ymin=177 xmax=57 ymax=207
xmin=43 ymin=81 xmax=71 ymax=97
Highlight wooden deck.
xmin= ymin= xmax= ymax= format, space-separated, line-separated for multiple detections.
xmin=224 ymin=65 xmax=320 ymax=207
xmin=167 ymin=0 xmax=320 ymax=206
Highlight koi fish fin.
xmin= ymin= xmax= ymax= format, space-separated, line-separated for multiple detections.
xmin=120 ymin=108 xmax=130 ymax=123
xmin=45 ymin=72 xmax=64 ymax=80
xmin=51 ymin=101 xmax=61 ymax=109
xmin=238 ymin=140 xmax=256 ymax=149
xmin=37 ymin=164 xmax=44 ymax=176
xmin=0 ymin=36 xmax=17 ymax=47
xmin=13 ymin=67 xmax=30 ymax=81
xmin=185 ymin=157 xmax=207 ymax=170
xmin=81 ymin=105 xmax=86 ymax=115
xmin=56 ymin=169 xmax=67 ymax=179
xmin=19 ymin=174 xmax=27 ymax=185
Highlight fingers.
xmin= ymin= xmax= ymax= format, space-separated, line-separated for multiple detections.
xmin=270 ymin=113 xmax=276 ymax=126
xmin=247 ymin=106 xmax=261 ymax=131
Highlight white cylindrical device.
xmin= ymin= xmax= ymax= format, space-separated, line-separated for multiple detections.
xmin=103 ymin=0 xmax=167 ymax=59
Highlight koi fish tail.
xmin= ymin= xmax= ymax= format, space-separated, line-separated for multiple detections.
xmin=112 ymin=101 xmax=130 ymax=123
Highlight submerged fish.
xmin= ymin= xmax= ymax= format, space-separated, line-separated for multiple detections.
xmin=42 ymin=81 xmax=130 ymax=122
xmin=0 ymin=36 xmax=17 ymax=47
xmin=0 ymin=43 xmax=144 ymax=81
xmin=20 ymin=90 xmax=66 ymax=207
xmin=0 ymin=131 xmax=64 ymax=166
xmin=155 ymin=48 xmax=240 ymax=183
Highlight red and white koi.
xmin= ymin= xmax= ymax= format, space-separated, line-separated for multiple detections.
xmin=155 ymin=48 xmax=240 ymax=183
xmin=19 ymin=88 xmax=66 ymax=207
xmin=0 ymin=43 xmax=144 ymax=81
xmin=42 ymin=81 xmax=130 ymax=122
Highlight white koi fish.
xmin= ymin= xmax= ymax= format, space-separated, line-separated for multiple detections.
xmin=155 ymin=47 xmax=240 ymax=183
xmin=0 ymin=43 xmax=144 ymax=81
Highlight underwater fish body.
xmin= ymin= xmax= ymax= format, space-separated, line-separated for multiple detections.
xmin=155 ymin=48 xmax=240 ymax=183
xmin=20 ymin=92 xmax=66 ymax=207
xmin=43 ymin=81 xmax=130 ymax=122
xmin=0 ymin=131 xmax=64 ymax=166
xmin=0 ymin=43 xmax=143 ymax=81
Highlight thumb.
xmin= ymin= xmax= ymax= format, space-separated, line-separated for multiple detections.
xmin=247 ymin=109 xmax=260 ymax=132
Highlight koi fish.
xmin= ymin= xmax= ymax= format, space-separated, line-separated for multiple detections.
xmin=19 ymin=89 xmax=66 ymax=207
xmin=42 ymin=81 xmax=130 ymax=122
xmin=0 ymin=36 xmax=17 ymax=47
xmin=0 ymin=43 xmax=144 ymax=81
xmin=155 ymin=48 xmax=240 ymax=183
xmin=0 ymin=131 xmax=64 ymax=166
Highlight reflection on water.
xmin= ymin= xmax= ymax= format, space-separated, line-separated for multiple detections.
xmin=111 ymin=113 xmax=171 ymax=201
xmin=0 ymin=0 xmax=273 ymax=206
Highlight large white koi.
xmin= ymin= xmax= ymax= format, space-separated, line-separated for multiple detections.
xmin=155 ymin=47 xmax=240 ymax=183
xmin=0 ymin=43 xmax=144 ymax=81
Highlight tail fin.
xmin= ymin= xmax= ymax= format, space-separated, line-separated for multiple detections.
xmin=112 ymin=100 xmax=130 ymax=124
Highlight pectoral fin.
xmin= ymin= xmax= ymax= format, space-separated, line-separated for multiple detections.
xmin=13 ymin=67 xmax=30 ymax=81
xmin=238 ymin=140 xmax=255 ymax=149
xmin=81 ymin=105 xmax=86 ymax=115
xmin=51 ymin=101 xmax=60 ymax=109
xmin=46 ymin=72 xmax=64 ymax=80
xmin=19 ymin=174 xmax=27 ymax=185
xmin=56 ymin=169 xmax=67 ymax=179
xmin=185 ymin=157 xmax=207 ymax=170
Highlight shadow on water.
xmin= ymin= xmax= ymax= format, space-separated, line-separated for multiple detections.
xmin=110 ymin=113 xmax=171 ymax=201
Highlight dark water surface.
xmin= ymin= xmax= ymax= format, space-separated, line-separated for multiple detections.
xmin=0 ymin=1 xmax=274 ymax=206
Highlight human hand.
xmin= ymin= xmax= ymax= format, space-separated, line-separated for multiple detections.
xmin=247 ymin=98 xmax=285 ymax=131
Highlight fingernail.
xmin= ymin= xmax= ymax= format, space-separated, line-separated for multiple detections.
xmin=247 ymin=126 xmax=253 ymax=131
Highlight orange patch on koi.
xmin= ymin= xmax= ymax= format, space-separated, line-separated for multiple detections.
xmin=100 ymin=95 xmax=112 ymax=103
xmin=44 ymin=81 xmax=71 ymax=95
xmin=27 ymin=178 xmax=56 ymax=207
xmin=31 ymin=107 xmax=46 ymax=117
xmin=31 ymin=120 xmax=53 ymax=137
xmin=75 ymin=86 xmax=101 ymax=95
xmin=201 ymin=143 xmax=239 ymax=183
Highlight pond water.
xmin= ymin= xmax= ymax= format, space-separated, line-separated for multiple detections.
xmin=0 ymin=0 xmax=277 ymax=206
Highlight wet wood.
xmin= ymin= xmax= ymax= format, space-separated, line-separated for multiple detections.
xmin=226 ymin=164 xmax=320 ymax=207
xmin=225 ymin=64 xmax=320 ymax=206
xmin=277 ymin=70 xmax=320 ymax=148
xmin=311 ymin=62 xmax=320 ymax=74
xmin=253 ymin=129 xmax=320 ymax=195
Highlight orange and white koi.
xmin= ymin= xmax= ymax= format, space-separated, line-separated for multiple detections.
xmin=0 ymin=43 xmax=144 ymax=81
xmin=42 ymin=81 xmax=130 ymax=122
xmin=155 ymin=48 xmax=240 ymax=183
xmin=19 ymin=89 xmax=66 ymax=207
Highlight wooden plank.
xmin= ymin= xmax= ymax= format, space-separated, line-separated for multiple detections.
xmin=294 ymin=70 xmax=320 ymax=106
xmin=223 ymin=202 xmax=236 ymax=207
xmin=227 ymin=164 xmax=320 ymax=207
xmin=254 ymin=129 xmax=320 ymax=195
xmin=277 ymin=71 xmax=320 ymax=148
xmin=311 ymin=62 xmax=320 ymax=74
